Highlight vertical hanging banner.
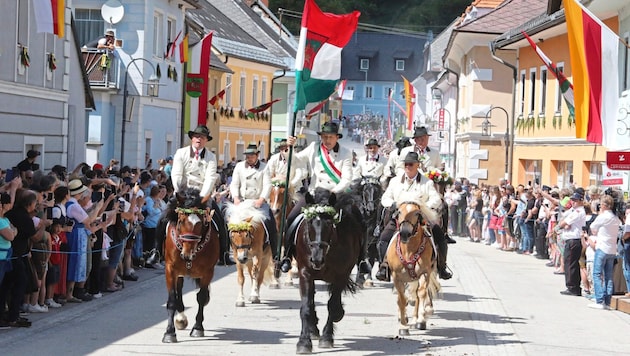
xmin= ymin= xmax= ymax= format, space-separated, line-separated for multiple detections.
xmin=402 ymin=76 xmax=415 ymax=130
xmin=185 ymin=32 xmax=212 ymax=128
xmin=33 ymin=0 xmax=65 ymax=38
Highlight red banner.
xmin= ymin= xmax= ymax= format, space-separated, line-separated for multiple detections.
xmin=606 ymin=151 xmax=630 ymax=170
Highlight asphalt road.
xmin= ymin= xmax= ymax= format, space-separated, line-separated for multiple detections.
xmin=3 ymin=235 xmax=630 ymax=356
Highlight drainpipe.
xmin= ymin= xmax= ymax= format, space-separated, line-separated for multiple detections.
xmin=269 ymin=69 xmax=287 ymax=157
xmin=441 ymin=66 xmax=459 ymax=178
xmin=489 ymin=42 xmax=517 ymax=184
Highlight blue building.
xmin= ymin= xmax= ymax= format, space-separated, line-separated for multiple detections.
xmin=340 ymin=32 xmax=428 ymax=137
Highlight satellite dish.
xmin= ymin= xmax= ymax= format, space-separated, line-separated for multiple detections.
xmin=101 ymin=0 xmax=124 ymax=25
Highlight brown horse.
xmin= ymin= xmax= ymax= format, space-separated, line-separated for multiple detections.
xmin=162 ymin=188 xmax=220 ymax=343
xmin=269 ymin=181 xmax=298 ymax=286
xmin=294 ymin=189 xmax=364 ymax=354
xmin=225 ymin=201 xmax=278 ymax=307
xmin=385 ymin=200 xmax=440 ymax=336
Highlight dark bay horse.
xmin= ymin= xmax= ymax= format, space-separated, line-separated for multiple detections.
xmin=162 ymin=188 xmax=220 ymax=343
xmin=356 ymin=177 xmax=383 ymax=287
xmin=294 ymin=188 xmax=364 ymax=354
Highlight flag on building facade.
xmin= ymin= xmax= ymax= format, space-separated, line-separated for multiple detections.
xmin=565 ymin=0 xmax=619 ymax=147
xmin=208 ymin=83 xmax=231 ymax=109
xmin=247 ymin=98 xmax=281 ymax=118
xmin=179 ymin=33 xmax=189 ymax=63
xmin=184 ymin=32 xmax=212 ymax=128
xmin=166 ymin=30 xmax=182 ymax=60
xmin=402 ymin=76 xmax=415 ymax=130
xmin=33 ymin=0 xmax=65 ymax=38
xmin=293 ymin=0 xmax=360 ymax=111
xmin=522 ymin=31 xmax=575 ymax=117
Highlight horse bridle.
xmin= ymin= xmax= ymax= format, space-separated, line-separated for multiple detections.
xmin=304 ymin=216 xmax=333 ymax=255
xmin=395 ymin=201 xmax=431 ymax=279
xmin=229 ymin=229 xmax=253 ymax=250
xmin=170 ymin=207 xmax=213 ymax=268
xmin=397 ymin=201 xmax=423 ymax=237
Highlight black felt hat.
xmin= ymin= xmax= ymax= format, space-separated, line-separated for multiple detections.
xmin=317 ymin=121 xmax=343 ymax=138
xmin=187 ymin=125 xmax=213 ymax=141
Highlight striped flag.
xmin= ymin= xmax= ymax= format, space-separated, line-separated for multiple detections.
xmin=521 ymin=31 xmax=574 ymax=117
xmin=185 ymin=32 xmax=212 ymax=127
xmin=402 ymin=76 xmax=415 ymax=130
xmin=565 ymin=0 xmax=619 ymax=146
xmin=208 ymin=83 xmax=231 ymax=109
xmin=33 ymin=0 xmax=65 ymax=38
xmin=166 ymin=30 xmax=182 ymax=60
xmin=247 ymin=98 xmax=281 ymax=118
xmin=179 ymin=33 xmax=189 ymax=63
xmin=294 ymin=0 xmax=360 ymax=111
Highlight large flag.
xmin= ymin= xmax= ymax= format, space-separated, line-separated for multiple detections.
xmin=185 ymin=32 xmax=212 ymax=128
xmin=402 ymin=76 xmax=415 ymax=130
xmin=33 ymin=0 xmax=65 ymax=38
xmin=208 ymin=83 xmax=231 ymax=109
xmin=565 ymin=0 xmax=619 ymax=146
xmin=522 ymin=31 xmax=575 ymax=117
xmin=294 ymin=0 xmax=360 ymax=111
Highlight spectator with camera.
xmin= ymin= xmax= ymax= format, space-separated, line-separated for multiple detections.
xmin=142 ymin=185 xmax=165 ymax=269
xmin=0 ymin=183 xmax=19 ymax=287
xmin=0 ymin=188 xmax=50 ymax=327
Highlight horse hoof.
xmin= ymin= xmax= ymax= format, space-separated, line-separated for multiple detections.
xmin=250 ymin=296 xmax=261 ymax=304
xmin=162 ymin=333 xmax=178 ymax=343
xmin=235 ymin=300 xmax=245 ymax=307
xmin=407 ymin=300 xmax=416 ymax=307
xmin=174 ymin=315 xmax=188 ymax=330
xmin=318 ymin=338 xmax=334 ymax=348
xmin=363 ymin=279 xmax=373 ymax=288
xmin=190 ymin=328 xmax=205 ymax=337
xmin=283 ymin=281 xmax=294 ymax=287
xmin=399 ymin=328 xmax=410 ymax=336
xmin=296 ymin=345 xmax=312 ymax=354
xmin=417 ymin=322 xmax=427 ymax=330
xmin=310 ymin=330 xmax=320 ymax=340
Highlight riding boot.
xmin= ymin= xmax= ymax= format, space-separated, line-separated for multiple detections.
xmin=215 ymin=218 xmax=235 ymax=266
xmin=432 ymin=225 xmax=452 ymax=280
xmin=375 ymin=240 xmax=390 ymax=281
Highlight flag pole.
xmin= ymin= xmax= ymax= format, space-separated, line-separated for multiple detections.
xmin=276 ymin=110 xmax=298 ymax=269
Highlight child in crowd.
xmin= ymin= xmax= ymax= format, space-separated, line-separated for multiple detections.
xmin=45 ymin=219 xmax=64 ymax=308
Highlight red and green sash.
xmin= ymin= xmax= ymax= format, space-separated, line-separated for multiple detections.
xmin=318 ymin=143 xmax=341 ymax=183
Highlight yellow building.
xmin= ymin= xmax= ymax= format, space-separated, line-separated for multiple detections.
xmin=493 ymin=7 xmax=620 ymax=188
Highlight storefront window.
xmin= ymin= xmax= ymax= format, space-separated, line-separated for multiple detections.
xmin=523 ymin=160 xmax=542 ymax=186
xmin=556 ymin=160 xmax=574 ymax=188
xmin=588 ymin=161 xmax=603 ymax=186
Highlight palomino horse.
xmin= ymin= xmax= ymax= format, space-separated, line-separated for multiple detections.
xmin=162 ymin=188 xmax=220 ymax=343
xmin=224 ymin=201 xmax=278 ymax=307
xmin=356 ymin=177 xmax=383 ymax=287
xmin=294 ymin=189 xmax=364 ymax=354
xmin=268 ymin=181 xmax=297 ymax=285
xmin=385 ymin=199 xmax=440 ymax=336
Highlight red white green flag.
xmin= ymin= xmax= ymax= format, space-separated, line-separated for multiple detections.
xmin=294 ymin=0 xmax=360 ymax=111
xmin=521 ymin=31 xmax=575 ymax=118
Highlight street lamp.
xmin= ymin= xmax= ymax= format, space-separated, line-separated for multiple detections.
xmin=483 ymin=106 xmax=510 ymax=180
xmin=121 ymin=58 xmax=160 ymax=165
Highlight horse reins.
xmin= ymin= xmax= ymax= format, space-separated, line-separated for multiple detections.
xmin=168 ymin=213 xmax=212 ymax=269
xmin=395 ymin=202 xmax=431 ymax=279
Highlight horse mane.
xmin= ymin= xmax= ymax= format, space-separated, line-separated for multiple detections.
xmin=164 ymin=187 xmax=204 ymax=222
xmin=395 ymin=196 xmax=439 ymax=225
xmin=224 ymin=200 xmax=265 ymax=228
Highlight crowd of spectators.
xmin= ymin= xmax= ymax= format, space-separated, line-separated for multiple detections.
xmin=0 ymin=152 xmax=180 ymax=329
xmin=444 ymin=179 xmax=630 ymax=309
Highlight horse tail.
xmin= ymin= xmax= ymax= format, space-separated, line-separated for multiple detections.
xmin=427 ymin=264 xmax=442 ymax=300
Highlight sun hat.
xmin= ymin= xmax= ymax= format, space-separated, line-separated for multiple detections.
xmin=68 ymin=179 xmax=88 ymax=196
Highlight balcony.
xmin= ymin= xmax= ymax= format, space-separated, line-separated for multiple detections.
xmin=82 ymin=48 xmax=118 ymax=89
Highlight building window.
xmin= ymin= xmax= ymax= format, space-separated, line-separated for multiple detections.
xmin=262 ymin=77 xmax=268 ymax=104
xmin=360 ymin=58 xmax=369 ymax=70
xmin=239 ymin=74 xmax=246 ymax=108
xmin=166 ymin=18 xmax=176 ymax=59
xmin=153 ymin=12 xmax=164 ymax=58
xmin=252 ymin=76 xmax=259 ymax=107
xmin=523 ymin=160 xmax=542 ymax=187
xmin=365 ymin=86 xmax=373 ymax=99
xmin=589 ymin=161 xmax=603 ymax=186
xmin=225 ymin=74 xmax=232 ymax=106
xmin=555 ymin=160 xmax=574 ymax=188
xmin=384 ymin=87 xmax=393 ymax=99
xmin=555 ymin=63 xmax=565 ymax=113
xmin=624 ymin=34 xmax=630 ymax=90
xmin=540 ymin=67 xmax=547 ymax=114
xmin=519 ymin=70 xmax=526 ymax=115
xmin=75 ymin=9 xmax=105 ymax=47
xmin=395 ymin=60 xmax=405 ymax=71
xmin=529 ymin=68 xmax=536 ymax=114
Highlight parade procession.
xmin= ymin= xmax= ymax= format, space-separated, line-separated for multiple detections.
xmin=2 ymin=0 xmax=630 ymax=355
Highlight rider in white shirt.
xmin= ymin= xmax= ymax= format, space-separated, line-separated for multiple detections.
xmin=354 ymin=138 xmax=387 ymax=186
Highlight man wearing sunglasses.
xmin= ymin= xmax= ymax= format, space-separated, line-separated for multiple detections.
xmin=265 ymin=139 xmax=304 ymax=191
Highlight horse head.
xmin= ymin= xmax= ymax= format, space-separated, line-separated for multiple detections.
xmin=269 ymin=181 xmax=286 ymax=216
xmin=228 ymin=217 xmax=254 ymax=263
xmin=360 ymin=177 xmax=382 ymax=218
xmin=301 ymin=190 xmax=339 ymax=270
xmin=169 ymin=188 xmax=214 ymax=262
xmin=397 ymin=202 xmax=429 ymax=244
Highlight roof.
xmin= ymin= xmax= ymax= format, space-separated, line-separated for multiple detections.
xmin=341 ymin=32 xmax=426 ymax=82
xmin=455 ymin=0 xmax=506 ymax=27
xmin=187 ymin=1 xmax=286 ymax=68
xmin=456 ymin=0 xmax=547 ymax=34
xmin=426 ymin=19 xmax=458 ymax=74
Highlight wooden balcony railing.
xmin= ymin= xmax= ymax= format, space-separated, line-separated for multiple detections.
xmin=82 ymin=49 xmax=118 ymax=89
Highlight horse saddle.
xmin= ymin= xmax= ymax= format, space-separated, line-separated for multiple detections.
xmin=287 ymin=213 xmax=305 ymax=246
